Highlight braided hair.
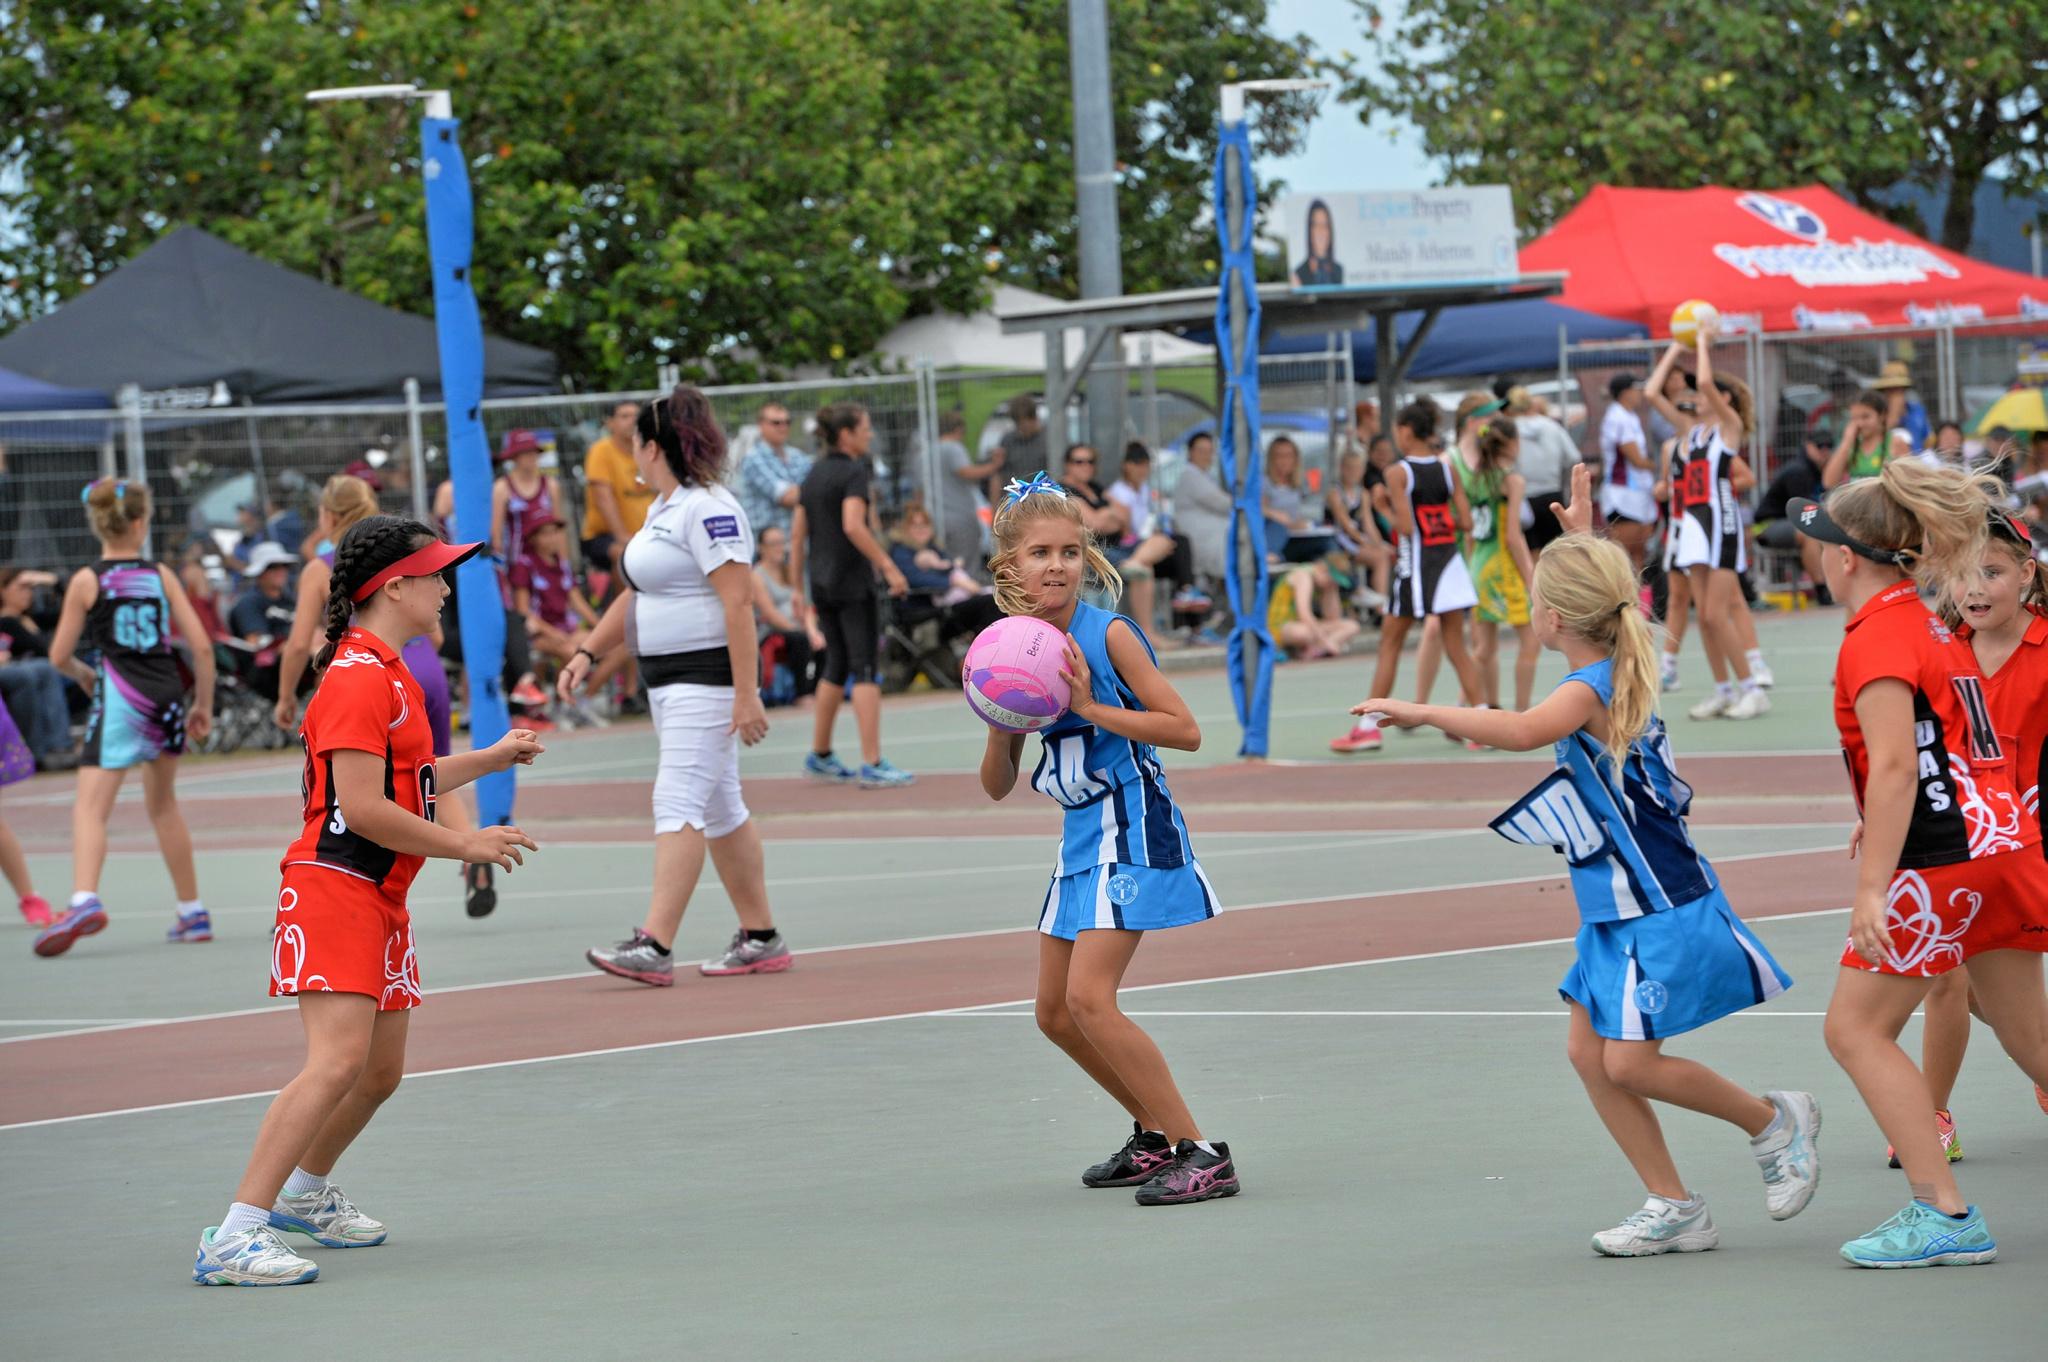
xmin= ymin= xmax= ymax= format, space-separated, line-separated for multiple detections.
xmin=313 ymin=515 xmax=438 ymax=671
xmin=636 ymin=384 xmax=726 ymax=488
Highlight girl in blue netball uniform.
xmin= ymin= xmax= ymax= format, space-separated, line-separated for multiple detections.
xmin=1350 ymin=466 xmax=1821 ymax=1256
xmin=976 ymin=474 xmax=1236 ymax=1206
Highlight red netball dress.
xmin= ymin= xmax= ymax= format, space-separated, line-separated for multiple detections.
xmin=1962 ymin=604 xmax=2048 ymax=862
xmin=271 ymin=628 xmax=435 ymax=1009
xmin=1834 ymin=583 xmax=2047 ymax=976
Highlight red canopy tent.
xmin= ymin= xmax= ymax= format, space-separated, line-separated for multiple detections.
xmin=1521 ymin=185 xmax=2048 ymax=336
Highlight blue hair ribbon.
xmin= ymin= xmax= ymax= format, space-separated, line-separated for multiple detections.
xmin=81 ymin=478 xmax=129 ymax=503
xmin=1002 ymin=472 xmax=1068 ymax=507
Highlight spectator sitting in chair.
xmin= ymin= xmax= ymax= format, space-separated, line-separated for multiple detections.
xmin=229 ymin=543 xmax=298 ymax=647
xmin=887 ymin=505 xmax=1002 ymax=641
xmin=0 ymin=566 xmax=80 ymax=771
xmin=509 ymin=510 xmax=607 ymax=725
xmin=752 ymin=524 xmax=823 ymax=704
xmin=1107 ymin=443 xmax=1192 ymax=622
xmin=1267 ymin=555 xmax=1361 ymax=661
xmin=1753 ymin=421 xmax=1833 ymax=603
xmin=1059 ymin=443 xmax=1166 ymax=627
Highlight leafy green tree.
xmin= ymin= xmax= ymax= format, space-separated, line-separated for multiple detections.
xmin=1343 ymin=0 xmax=2046 ymax=249
xmin=0 ymin=0 xmax=1320 ymax=387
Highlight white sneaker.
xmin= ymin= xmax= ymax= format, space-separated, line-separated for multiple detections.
xmin=1750 ymin=1090 xmax=1822 ymax=1221
xmin=1687 ymin=693 xmax=1731 ymax=721
xmin=270 ymin=1183 xmax=388 ymax=1247
xmin=1591 ymin=1194 xmax=1720 ymax=1257
xmin=1725 ymin=688 xmax=1772 ymax=720
xmin=193 ymin=1224 xmax=320 ymax=1286
xmin=1747 ymin=656 xmax=1775 ymax=688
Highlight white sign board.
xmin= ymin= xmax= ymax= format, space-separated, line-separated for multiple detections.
xmin=1280 ymin=188 xmax=1519 ymax=291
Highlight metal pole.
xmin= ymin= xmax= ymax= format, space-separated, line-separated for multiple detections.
xmin=1068 ymin=0 xmax=1124 ymax=461
xmin=1139 ymin=332 xmax=1160 ymax=455
xmin=914 ymin=358 xmax=939 ymax=518
xmin=1556 ymin=323 xmax=1569 ymax=426
xmin=119 ymin=383 xmax=150 ymax=556
xmin=404 ymin=377 xmax=430 ymax=522
xmin=241 ymin=396 xmax=268 ymax=516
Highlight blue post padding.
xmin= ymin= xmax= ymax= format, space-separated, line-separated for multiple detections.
xmin=421 ymin=115 xmax=513 ymax=825
xmin=1213 ymin=122 xmax=1273 ymax=758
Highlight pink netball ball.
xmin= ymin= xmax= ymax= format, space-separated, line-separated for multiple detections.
xmin=963 ymin=616 xmax=1071 ymax=733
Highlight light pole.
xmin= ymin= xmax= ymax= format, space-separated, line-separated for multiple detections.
xmin=1214 ymin=79 xmax=1324 ymax=759
xmin=304 ymin=83 xmax=515 ymax=825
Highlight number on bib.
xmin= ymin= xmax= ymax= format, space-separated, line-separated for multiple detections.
xmin=1489 ymin=771 xmax=1613 ymax=865
xmin=1469 ymin=503 xmax=1494 ymax=542
xmin=1032 ymin=732 xmax=1109 ymax=809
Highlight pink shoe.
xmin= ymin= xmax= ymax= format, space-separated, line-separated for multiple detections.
xmin=18 ymin=894 xmax=52 ymax=928
xmin=1329 ymin=722 xmax=1383 ymax=754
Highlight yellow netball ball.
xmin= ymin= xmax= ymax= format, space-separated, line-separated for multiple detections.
xmin=1670 ymin=299 xmax=1719 ymax=347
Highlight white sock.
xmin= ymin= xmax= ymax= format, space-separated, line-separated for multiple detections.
xmin=177 ymin=898 xmax=205 ymax=920
xmin=1715 ymin=681 xmax=1735 ymax=701
xmin=69 ymin=891 xmax=96 ymax=909
xmin=1661 ymin=653 xmax=1678 ymax=672
xmin=219 ymin=1201 xmax=270 ymax=1236
xmin=282 ymin=1166 xmax=326 ymax=1196
xmin=1741 ymin=676 xmax=1762 ymax=694
xmin=1745 ymin=649 xmax=1765 ymax=669
xmin=1192 ymin=1139 xmax=1219 ymax=1157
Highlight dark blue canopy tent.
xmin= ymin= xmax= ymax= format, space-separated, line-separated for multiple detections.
xmin=1184 ymin=297 xmax=1645 ymax=381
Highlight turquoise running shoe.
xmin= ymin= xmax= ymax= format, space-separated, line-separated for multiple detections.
xmin=858 ymin=758 xmax=916 ymax=789
xmin=1840 ymin=1201 xmax=1996 ymax=1268
xmin=803 ymin=752 xmax=855 ymax=783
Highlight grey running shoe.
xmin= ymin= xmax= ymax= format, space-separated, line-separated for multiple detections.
xmin=1590 ymin=1194 xmax=1719 ymax=1256
xmin=700 ymin=929 xmax=794 ymax=976
xmin=270 ymin=1183 xmax=388 ymax=1247
xmin=1751 ymin=1089 xmax=1821 ymax=1220
xmin=194 ymin=1225 xmax=319 ymax=1286
xmin=858 ymin=758 xmax=916 ymax=789
xmin=587 ymin=928 xmax=674 ymax=986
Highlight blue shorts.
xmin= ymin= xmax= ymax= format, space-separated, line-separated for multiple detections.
xmin=1560 ymin=887 xmax=1791 ymax=1041
xmin=1037 ymin=861 xmax=1220 ymax=940
xmin=83 ymin=661 xmax=188 ymax=770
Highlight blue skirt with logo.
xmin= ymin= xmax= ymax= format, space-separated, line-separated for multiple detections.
xmin=1037 ymin=861 xmax=1221 ymax=941
xmin=1560 ymin=887 xmax=1792 ymax=1041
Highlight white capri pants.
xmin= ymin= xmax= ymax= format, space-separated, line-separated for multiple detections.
xmin=649 ymin=682 xmax=750 ymax=837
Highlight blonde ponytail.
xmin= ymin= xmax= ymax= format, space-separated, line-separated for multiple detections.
xmin=1531 ymin=534 xmax=1659 ymax=768
xmin=1825 ymin=460 xmax=1999 ymax=594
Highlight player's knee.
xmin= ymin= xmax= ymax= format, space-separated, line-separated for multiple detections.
xmin=1600 ymin=1043 xmax=1657 ymax=1092
xmin=1034 ymin=997 xmax=1075 ymax=1041
xmin=358 ymin=1059 xmax=404 ymax=1105
xmin=1565 ymin=1030 xmax=1605 ymax=1083
xmin=1822 ymin=1009 xmax=1869 ymax=1065
xmin=302 ymin=1051 xmax=369 ymax=1097
xmin=143 ymin=783 xmax=179 ymax=819
xmin=1064 ymin=986 xmax=1117 ymax=1032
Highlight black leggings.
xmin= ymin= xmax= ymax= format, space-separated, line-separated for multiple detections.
xmin=815 ymin=596 xmax=881 ymax=686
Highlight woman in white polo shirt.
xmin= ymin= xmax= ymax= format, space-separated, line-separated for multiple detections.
xmin=558 ymin=386 xmax=791 ymax=985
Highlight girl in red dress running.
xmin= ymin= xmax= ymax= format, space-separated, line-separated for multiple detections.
xmin=194 ymin=515 xmax=542 ymax=1287
xmin=1793 ymin=466 xmax=2048 ymax=1268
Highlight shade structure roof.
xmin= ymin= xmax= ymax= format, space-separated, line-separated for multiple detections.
xmin=0 ymin=226 xmax=557 ymax=405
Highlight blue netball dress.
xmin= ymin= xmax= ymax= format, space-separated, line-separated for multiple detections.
xmin=1031 ymin=600 xmax=1220 ymax=939
xmin=81 ymin=558 xmax=189 ymax=769
xmin=1488 ymin=658 xmax=1790 ymax=1039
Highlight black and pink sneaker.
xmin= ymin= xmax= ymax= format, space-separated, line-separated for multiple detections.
xmin=1134 ymin=1139 xmax=1240 ymax=1206
xmin=1081 ymin=1123 xmax=1177 ymax=1188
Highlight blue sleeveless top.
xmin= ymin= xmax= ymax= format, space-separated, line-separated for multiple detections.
xmin=1489 ymin=658 xmax=1717 ymax=924
xmin=1029 ymin=600 xmax=1194 ymax=875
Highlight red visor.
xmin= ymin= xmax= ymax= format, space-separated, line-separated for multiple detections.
xmin=351 ymin=540 xmax=484 ymax=602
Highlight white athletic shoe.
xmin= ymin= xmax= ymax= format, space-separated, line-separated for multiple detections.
xmin=1687 ymin=693 xmax=1731 ymax=721
xmin=1591 ymin=1194 xmax=1720 ymax=1257
xmin=193 ymin=1225 xmax=319 ymax=1286
xmin=1751 ymin=1090 xmax=1822 ymax=1220
xmin=270 ymin=1183 xmax=388 ymax=1247
xmin=1660 ymin=658 xmax=1682 ymax=693
xmin=1725 ymin=688 xmax=1772 ymax=720
xmin=1748 ymin=657 xmax=1775 ymax=689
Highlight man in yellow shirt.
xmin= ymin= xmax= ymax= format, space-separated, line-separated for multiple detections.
xmin=581 ymin=398 xmax=654 ymax=569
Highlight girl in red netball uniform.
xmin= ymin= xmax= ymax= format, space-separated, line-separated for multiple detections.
xmin=194 ymin=516 xmax=542 ymax=1287
xmin=1794 ymin=466 xmax=2048 ymax=1268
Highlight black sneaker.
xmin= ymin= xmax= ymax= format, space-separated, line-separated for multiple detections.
xmin=464 ymin=863 xmax=496 ymax=918
xmin=1134 ymin=1139 xmax=1240 ymax=1206
xmin=1081 ymin=1122 xmax=1176 ymax=1188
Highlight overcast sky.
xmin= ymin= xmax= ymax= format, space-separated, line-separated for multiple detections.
xmin=1261 ymin=0 xmax=1440 ymax=195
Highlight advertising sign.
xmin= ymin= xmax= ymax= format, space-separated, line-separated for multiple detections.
xmin=1280 ymin=188 xmax=1519 ymax=291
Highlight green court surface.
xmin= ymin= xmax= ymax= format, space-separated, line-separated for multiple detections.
xmin=3 ymin=607 xmax=2042 ymax=1359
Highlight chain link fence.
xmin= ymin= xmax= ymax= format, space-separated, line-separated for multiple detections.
xmin=0 ymin=320 xmax=2035 ymax=581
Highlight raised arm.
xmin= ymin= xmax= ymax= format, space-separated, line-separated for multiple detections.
xmin=1643 ymin=342 xmax=1689 ymax=430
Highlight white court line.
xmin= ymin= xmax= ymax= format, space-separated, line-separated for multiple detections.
xmin=942 ymin=1010 xmax=1836 ymax=1019
xmin=0 ymin=843 xmax=1848 ymax=1046
xmin=0 ymin=901 xmax=1855 ymax=1131
xmin=0 ymin=1019 xmax=171 ymax=1027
